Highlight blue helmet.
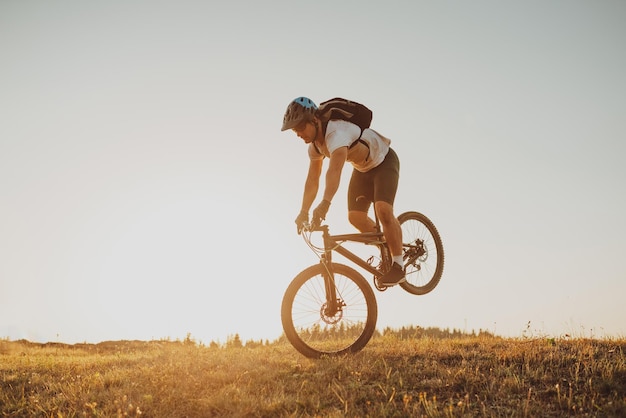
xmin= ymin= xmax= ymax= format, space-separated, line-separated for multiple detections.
xmin=281 ymin=97 xmax=318 ymax=131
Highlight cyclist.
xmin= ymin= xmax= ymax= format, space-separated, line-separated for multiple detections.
xmin=281 ymin=96 xmax=406 ymax=286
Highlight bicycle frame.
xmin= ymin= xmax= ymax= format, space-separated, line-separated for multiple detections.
xmin=305 ymin=223 xmax=391 ymax=317
xmin=313 ymin=224 xmax=390 ymax=279
xmin=283 ymin=212 xmax=443 ymax=357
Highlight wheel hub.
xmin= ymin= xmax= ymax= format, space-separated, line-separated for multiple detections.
xmin=320 ymin=300 xmax=344 ymax=324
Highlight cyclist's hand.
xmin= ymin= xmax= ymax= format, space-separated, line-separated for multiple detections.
xmin=295 ymin=210 xmax=309 ymax=235
xmin=311 ymin=199 xmax=331 ymax=227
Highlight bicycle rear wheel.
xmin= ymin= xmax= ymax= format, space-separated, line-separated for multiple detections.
xmin=281 ymin=263 xmax=377 ymax=358
xmin=398 ymin=211 xmax=444 ymax=295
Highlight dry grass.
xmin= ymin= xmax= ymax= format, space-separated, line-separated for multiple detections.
xmin=1 ymin=332 xmax=625 ymax=417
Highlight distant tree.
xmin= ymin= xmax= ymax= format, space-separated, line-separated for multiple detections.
xmin=245 ymin=339 xmax=263 ymax=348
xmin=226 ymin=334 xmax=243 ymax=348
xmin=184 ymin=333 xmax=196 ymax=346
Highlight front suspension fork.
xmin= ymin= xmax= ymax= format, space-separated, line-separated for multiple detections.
xmin=320 ymin=253 xmax=341 ymax=316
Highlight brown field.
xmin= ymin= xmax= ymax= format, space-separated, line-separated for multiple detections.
xmin=1 ymin=329 xmax=625 ymax=417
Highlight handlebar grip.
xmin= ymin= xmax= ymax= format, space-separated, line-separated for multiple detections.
xmin=303 ymin=221 xmax=327 ymax=232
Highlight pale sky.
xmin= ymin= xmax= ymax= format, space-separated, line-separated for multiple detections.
xmin=1 ymin=1 xmax=625 ymax=344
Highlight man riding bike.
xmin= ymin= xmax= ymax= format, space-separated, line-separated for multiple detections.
xmin=281 ymin=96 xmax=406 ymax=286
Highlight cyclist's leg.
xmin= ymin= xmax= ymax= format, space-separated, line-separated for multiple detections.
xmin=347 ymin=169 xmax=376 ymax=233
xmin=375 ymin=201 xmax=402 ymax=256
xmin=372 ymin=149 xmax=402 ymax=257
xmin=373 ymin=150 xmax=405 ymax=285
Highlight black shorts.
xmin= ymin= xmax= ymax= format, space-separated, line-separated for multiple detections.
xmin=347 ymin=148 xmax=400 ymax=212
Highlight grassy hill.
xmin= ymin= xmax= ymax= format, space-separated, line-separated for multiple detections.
xmin=1 ymin=330 xmax=625 ymax=417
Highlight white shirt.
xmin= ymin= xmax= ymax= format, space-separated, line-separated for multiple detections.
xmin=308 ymin=120 xmax=391 ymax=172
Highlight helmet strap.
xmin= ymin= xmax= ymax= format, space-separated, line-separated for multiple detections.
xmin=313 ymin=118 xmax=323 ymax=142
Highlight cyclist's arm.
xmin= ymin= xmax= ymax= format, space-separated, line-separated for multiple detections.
xmin=322 ymin=146 xmax=348 ymax=203
xmin=301 ymin=158 xmax=323 ymax=213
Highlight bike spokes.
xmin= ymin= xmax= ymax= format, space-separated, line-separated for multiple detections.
xmin=398 ymin=212 xmax=444 ymax=296
xmin=281 ymin=263 xmax=377 ymax=358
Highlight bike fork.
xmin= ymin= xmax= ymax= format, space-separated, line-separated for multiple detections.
xmin=320 ymin=255 xmax=341 ymax=315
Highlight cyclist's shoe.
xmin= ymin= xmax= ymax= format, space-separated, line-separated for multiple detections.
xmin=379 ymin=262 xmax=406 ymax=286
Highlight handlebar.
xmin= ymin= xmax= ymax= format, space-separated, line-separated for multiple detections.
xmin=300 ymin=221 xmax=329 ymax=233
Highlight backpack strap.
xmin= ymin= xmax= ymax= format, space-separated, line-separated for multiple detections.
xmin=349 ymin=138 xmax=371 ymax=161
xmin=321 ymin=118 xmax=364 ymax=139
xmin=319 ymin=119 xmax=369 ymax=160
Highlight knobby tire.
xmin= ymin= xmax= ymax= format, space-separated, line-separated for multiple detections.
xmin=281 ymin=263 xmax=377 ymax=359
xmin=398 ymin=211 xmax=444 ymax=295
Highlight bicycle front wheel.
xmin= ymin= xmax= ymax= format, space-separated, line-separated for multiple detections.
xmin=398 ymin=211 xmax=444 ymax=295
xmin=281 ymin=263 xmax=377 ymax=358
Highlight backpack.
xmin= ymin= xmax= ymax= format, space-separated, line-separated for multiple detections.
xmin=313 ymin=98 xmax=374 ymax=160
xmin=317 ymin=98 xmax=373 ymax=135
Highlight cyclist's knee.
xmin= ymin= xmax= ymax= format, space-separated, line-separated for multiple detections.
xmin=349 ymin=211 xmax=374 ymax=233
xmin=374 ymin=201 xmax=395 ymax=223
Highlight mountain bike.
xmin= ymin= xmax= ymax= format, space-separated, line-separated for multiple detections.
xmin=281 ymin=211 xmax=444 ymax=358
